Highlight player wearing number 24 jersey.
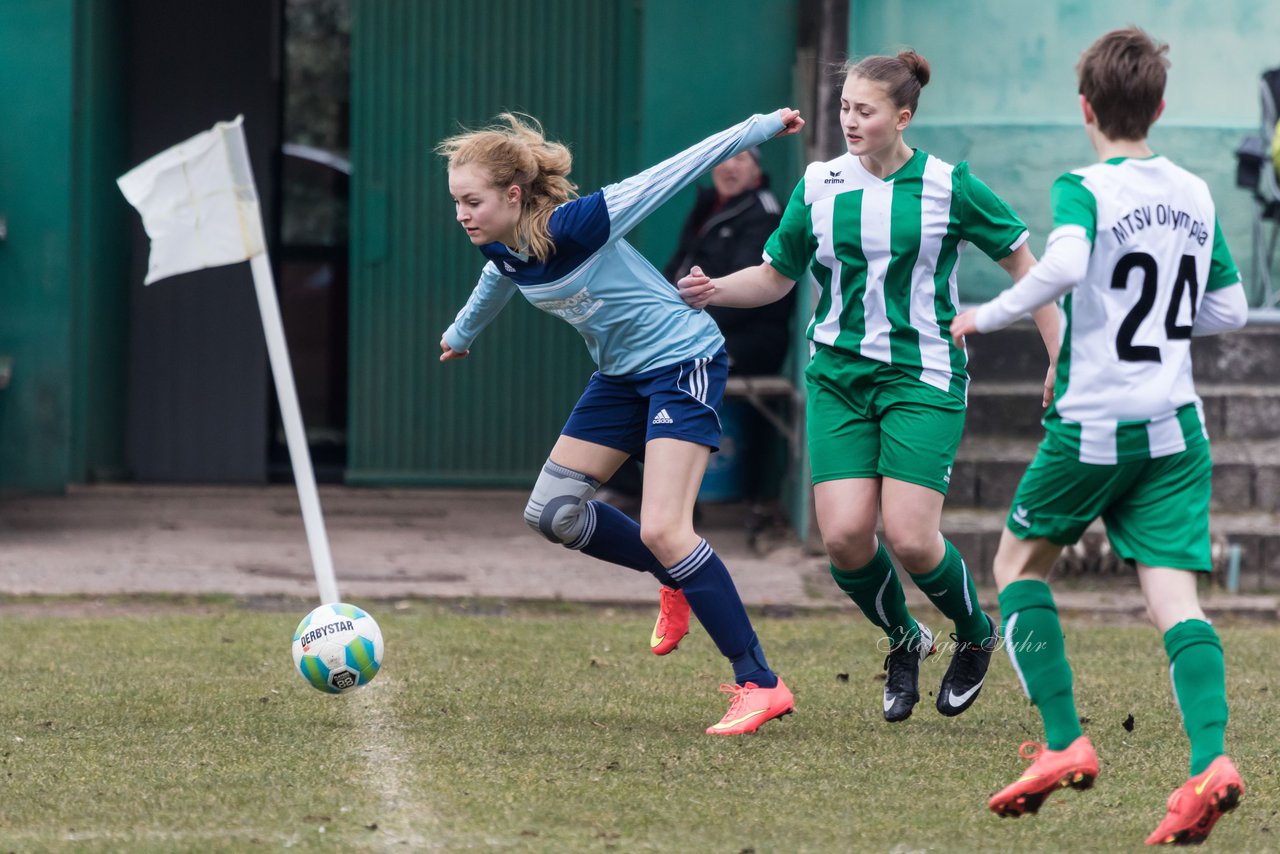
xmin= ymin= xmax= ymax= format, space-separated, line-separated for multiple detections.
xmin=951 ymin=27 xmax=1247 ymax=846
xmin=985 ymin=156 xmax=1241 ymax=465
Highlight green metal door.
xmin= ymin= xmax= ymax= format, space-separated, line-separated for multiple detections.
xmin=0 ymin=0 xmax=128 ymax=490
xmin=348 ymin=0 xmax=640 ymax=485
xmin=0 ymin=1 xmax=76 ymax=490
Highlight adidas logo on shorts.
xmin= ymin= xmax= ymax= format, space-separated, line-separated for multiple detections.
xmin=651 ymin=409 xmax=674 ymax=425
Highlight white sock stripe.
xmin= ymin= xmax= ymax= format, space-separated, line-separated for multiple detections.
xmin=668 ymin=539 xmax=713 ymax=580
xmin=960 ymin=557 xmax=973 ymax=616
xmin=874 ymin=566 xmax=892 ymax=629
xmin=1169 ymin=661 xmax=1184 ymax=719
xmin=670 ymin=540 xmax=711 ymax=581
xmin=1004 ymin=612 xmax=1032 ymax=698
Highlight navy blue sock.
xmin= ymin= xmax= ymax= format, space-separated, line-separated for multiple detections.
xmin=670 ymin=539 xmax=776 ymax=688
xmin=573 ymin=501 xmax=677 ymax=587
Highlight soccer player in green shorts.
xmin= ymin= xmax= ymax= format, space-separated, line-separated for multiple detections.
xmin=679 ymin=50 xmax=1059 ymax=722
xmin=951 ymin=27 xmax=1248 ymax=846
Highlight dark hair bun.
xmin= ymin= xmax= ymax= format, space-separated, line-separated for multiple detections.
xmin=898 ymin=50 xmax=931 ymax=87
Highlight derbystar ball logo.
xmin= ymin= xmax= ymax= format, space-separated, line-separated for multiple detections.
xmin=299 ymin=619 xmax=355 ymax=649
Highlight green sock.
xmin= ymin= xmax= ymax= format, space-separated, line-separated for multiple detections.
xmin=910 ymin=539 xmax=992 ymax=644
xmin=830 ymin=544 xmax=919 ymax=647
xmin=999 ymin=579 xmax=1082 ymax=750
xmin=1164 ymin=619 xmax=1228 ymax=776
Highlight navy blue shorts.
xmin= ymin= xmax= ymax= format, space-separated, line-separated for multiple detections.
xmin=562 ymin=348 xmax=728 ymax=457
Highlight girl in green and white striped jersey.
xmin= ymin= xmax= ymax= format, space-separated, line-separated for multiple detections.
xmin=678 ymin=51 xmax=1059 ymax=722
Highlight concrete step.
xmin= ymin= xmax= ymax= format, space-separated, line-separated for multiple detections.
xmin=950 ymin=437 xmax=1280 ymax=512
xmin=963 ymin=382 xmax=1280 ymax=440
xmin=939 ymin=507 xmax=1280 ymax=592
xmin=966 ymin=322 xmax=1280 ymax=385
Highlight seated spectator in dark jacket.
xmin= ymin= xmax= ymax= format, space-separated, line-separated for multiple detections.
xmin=663 ymin=148 xmax=795 ymax=375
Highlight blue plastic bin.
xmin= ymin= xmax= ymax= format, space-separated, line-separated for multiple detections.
xmin=698 ymin=399 xmax=750 ymax=502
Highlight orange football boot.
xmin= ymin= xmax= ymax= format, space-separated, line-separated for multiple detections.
xmin=650 ymin=586 xmax=690 ymax=655
xmin=989 ymin=736 xmax=1099 ymax=817
xmin=1145 ymin=755 xmax=1243 ymax=846
xmin=705 ymin=678 xmax=794 ymax=736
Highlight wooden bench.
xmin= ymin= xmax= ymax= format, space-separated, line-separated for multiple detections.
xmin=723 ymin=374 xmax=802 ymax=451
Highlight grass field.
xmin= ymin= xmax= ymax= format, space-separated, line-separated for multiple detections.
xmin=1 ymin=598 xmax=1276 ymax=852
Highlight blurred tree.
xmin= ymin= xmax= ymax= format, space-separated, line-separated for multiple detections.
xmin=283 ymin=0 xmax=350 ymax=154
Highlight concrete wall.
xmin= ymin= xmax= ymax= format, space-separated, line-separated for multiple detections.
xmin=849 ymin=0 xmax=1279 ymax=302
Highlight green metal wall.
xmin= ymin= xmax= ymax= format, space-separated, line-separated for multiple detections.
xmin=348 ymin=0 xmax=803 ymax=486
xmin=348 ymin=0 xmax=639 ymax=485
xmin=0 ymin=1 xmax=74 ymax=490
xmin=628 ymin=0 xmax=803 ymax=266
xmin=849 ymin=0 xmax=1278 ymax=302
xmin=71 ymin=0 xmax=130 ymax=483
xmin=0 ymin=0 xmax=128 ymax=491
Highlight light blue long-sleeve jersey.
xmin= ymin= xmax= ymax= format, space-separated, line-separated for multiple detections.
xmin=442 ymin=110 xmax=786 ymax=376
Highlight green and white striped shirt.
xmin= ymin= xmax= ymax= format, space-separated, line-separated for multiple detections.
xmin=1043 ymin=156 xmax=1241 ymax=464
xmin=764 ymin=149 xmax=1027 ymax=400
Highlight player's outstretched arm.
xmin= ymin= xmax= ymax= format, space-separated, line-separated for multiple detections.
xmin=1192 ymin=283 xmax=1248 ymax=336
xmin=953 ymin=239 xmax=1080 ymax=406
xmin=678 ymin=262 xmax=795 ymax=310
xmin=951 ymin=233 xmax=1088 ymax=343
xmin=998 ymin=243 xmax=1062 ymax=406
xmin=602 ymin=109 xmax=803 ymax=243
xmin=440 ymin=263 xmax=518 ymax=360
xmin=1030 ymin=303 xmax=1060 ymax=407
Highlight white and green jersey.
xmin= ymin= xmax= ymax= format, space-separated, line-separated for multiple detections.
xmin=1044 ymin=156 xmax=1241 ymax=464
xmin=764 ymin=150 xmax=1027 ymax=400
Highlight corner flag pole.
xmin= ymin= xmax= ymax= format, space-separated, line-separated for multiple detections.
xmin=117 ymin=116 xmax=341 ymax=605
xmin=247 ymin=251 xmax=341 ymax=605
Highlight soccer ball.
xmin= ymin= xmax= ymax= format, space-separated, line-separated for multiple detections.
xmin=291 ymin=602 xmax=384 ymax=693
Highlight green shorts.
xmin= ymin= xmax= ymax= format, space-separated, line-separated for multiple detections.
xmin=804 ymin=345 xmax=965 ymax=494
xmin=1006 ymin=435 xmax=1213 ymax=571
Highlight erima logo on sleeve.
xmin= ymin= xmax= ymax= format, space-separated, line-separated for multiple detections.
xmin=823 ymin=170 xmax=844 ymax=185
xmin=502 ymin=261 xmax=517 ymax=272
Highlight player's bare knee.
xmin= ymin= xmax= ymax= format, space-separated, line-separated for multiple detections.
xmin=821 ymin=526 xmax=877 ymax=569
xmin=638 ymin=520 xmax=689 ymax=566
xmin=524 ymin=460 xmax=601 ymax=547
xmin=882 ymin=525 xmax=941 ymax=572
xmin=991 ymin=532 xmax=1057 ymax=591
xmin=991 ymin=558 xmax=1024 ymax=591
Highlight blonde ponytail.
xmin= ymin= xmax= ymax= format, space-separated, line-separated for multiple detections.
xmin=437 ymin=113 xmax=577 ymax=261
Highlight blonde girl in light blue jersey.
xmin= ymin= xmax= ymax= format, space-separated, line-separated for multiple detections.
xmin=438 ymin=108 xmax=803 ymax=735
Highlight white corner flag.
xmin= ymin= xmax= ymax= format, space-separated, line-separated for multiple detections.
xmin=118 ymin=116 xmax=341 ymax=605
xmin=117 ymin=116 xmax=266 ymax=284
